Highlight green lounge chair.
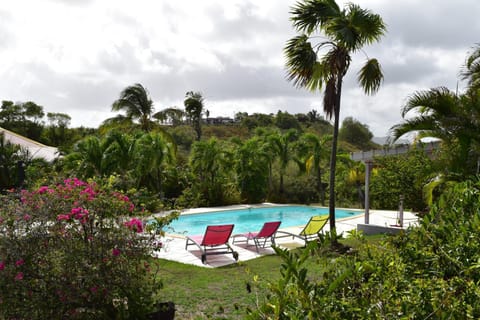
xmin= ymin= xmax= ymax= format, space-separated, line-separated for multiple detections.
xmin=274 ymin=215 xmax=328 ymax=246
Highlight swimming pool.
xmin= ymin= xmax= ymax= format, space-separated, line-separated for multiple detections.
xmin=167 ymin=205 xmax=363 ymax=235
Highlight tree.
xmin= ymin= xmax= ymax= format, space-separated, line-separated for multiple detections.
xmin=285 ymin=0 xmax=385 ymax=234
xmin=184 ymin=91 xmax=204 ymax=141
xmin=339 ymin=117 xmax=374 ymax=150
xmin=275 ymin=110 xmax=301 ymax=130
xmin=0 ymin=101 xmax=45 ymax=141
xmin=133 ymin=131 xmax=176 ymax=196
xmin=234 ymin=137 xmax=269 ymax=203
xmin=45 ymin=112 xmax=72 ymax=146
xmin=302 ymin=133 xmax=331 ymax=205
xmin=109 ymin=83 xmax=155 ymax=132
xmin=189 ymin=138 xmax=233 ymax=205
xmin=269 ymin=129 xmax=299 ymax=194
xmin=390 ymin=87 xmax=480 ymax=178
xmin=153 ymin=107 xmax=185 ymax=126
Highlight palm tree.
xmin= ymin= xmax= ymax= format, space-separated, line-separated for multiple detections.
xmin=109 ymin=83 xmax=155 ymax=132
xmin=269 ymin=129 xmax=299 ymax=194
xmin=189 ymin=138 xmax=233 ymax=205
xmin=133 ymin=131 xmax=176 ymax=195
xmin=234 ymin=137 xmax=269 ymax=203
xmin=153 ymin=107 xmax=186 ymax=126
xmin=285 ymin=0 xmax=386 ymax=233
xmin=64 ymin=136 xmax=106 ymax=178
xmin=303 ymin=133 xmax=332 ymax=205
xmin=184 ymin=91 xmax=204 ymax=141
xmin=390 ymin=87 xmax=480 ymax=177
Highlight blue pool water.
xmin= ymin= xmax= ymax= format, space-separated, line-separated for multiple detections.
xmin=167 ymin=206 xmax=362 ymax=235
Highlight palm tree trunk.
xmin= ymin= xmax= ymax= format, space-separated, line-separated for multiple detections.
xmin=316 ymin=167 xmax=324 ymax=205
xmin=328 ymin=76 xmax=343 ymax=237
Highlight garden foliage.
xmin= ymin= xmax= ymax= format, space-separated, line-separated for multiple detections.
xmin=0 ymin=178 xmax=165 ymax=319
xmin=248 ymin=178 xmax=480 ymax=319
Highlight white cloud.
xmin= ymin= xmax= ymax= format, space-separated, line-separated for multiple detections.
xmin=0 ymin=0 xmax=479 ymax=136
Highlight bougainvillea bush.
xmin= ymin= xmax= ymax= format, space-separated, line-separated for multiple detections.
xmin=0 ymin=178 xmax=165 ymax=319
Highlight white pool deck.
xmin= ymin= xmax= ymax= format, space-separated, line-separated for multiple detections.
xmin=151 ymin=204 xmax=418 ymax=268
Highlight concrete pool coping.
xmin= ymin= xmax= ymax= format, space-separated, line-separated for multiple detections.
xmin=151 ymin=204 xmax=419 ymax=268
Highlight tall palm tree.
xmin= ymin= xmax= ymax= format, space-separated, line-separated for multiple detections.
xmin=109 ymin=83 xmax=155 ymax=132
xmin=184 ymin=91 xmax=204 ymax=141
xmin=285 ymin=0 xmax=386 ymax=233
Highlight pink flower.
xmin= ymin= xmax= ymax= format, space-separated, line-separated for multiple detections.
xmin=124 ymin=218 xmax=143 ymax=233
xmin=15 ymin=272 xmax=24 ymax=281
xmin=0 ymin=261 xmax=5 ymax=271
xmin=112 ymin=248 xmax=121 ymax=257
xmin=23 ymin=214 xmax=31 ymax=221
xmin=15 ymin=259 xmax=24 ymax=267
xmin=71 ymin=207 xmax=89 ymax=223
xmin=37 ymin=186 xmax=50 ymax=194
xmin=57 ymin=214 xmax=70 ymax=221
xmin=90 ymin=286 xmax=98 ymax=294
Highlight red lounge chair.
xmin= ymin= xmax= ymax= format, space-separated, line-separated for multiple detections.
xmin=232 ymin=221 xmax=281 ymax=252
xmin=185 ymin=224 xmax=239 ymax=264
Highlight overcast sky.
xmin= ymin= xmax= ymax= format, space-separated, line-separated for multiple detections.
xmin=1 ymin=0 xmax=479 ymax=136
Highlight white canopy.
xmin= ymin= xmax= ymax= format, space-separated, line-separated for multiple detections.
xmin=0 ymin=127 xmax=60 ymax=162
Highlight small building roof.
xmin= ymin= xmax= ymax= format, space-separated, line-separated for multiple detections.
xmin=0 ymin=127 xmax=60 ymax=162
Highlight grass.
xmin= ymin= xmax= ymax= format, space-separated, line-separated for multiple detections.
xmin=156 ymin=235 xmax=387 ymax=319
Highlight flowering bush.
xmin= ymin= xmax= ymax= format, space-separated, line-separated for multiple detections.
xmin=0 ymin=178 xmax=169 ymax=319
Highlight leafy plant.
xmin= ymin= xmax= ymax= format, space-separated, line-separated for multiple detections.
xmin=0 ymin=178 xmax=173 ymax=319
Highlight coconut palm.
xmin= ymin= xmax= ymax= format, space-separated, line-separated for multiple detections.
xmin=109 ymin=83 xmax=155 ymax=132
xmin=285 ymin=0 xmax=386 ymax=233
xmin=184 ymin=91 xmax=204 ymax=141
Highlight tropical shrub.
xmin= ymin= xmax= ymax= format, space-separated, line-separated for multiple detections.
xmin=247 ymin=178 xmax=480 ymax=319
xmin=0 ymin=178 xmax=170 ymax=319
xmin=370 ymin=148 xmax=433 ymax=211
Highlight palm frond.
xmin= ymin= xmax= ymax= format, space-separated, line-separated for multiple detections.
xmin=290 ymin=0 xmax=340 ymax=34
xmin=402 ymin=87 xmax=456 ymax=118
xmin=357 ymin=58 xmax=383 ymax=95
xmin=345 ymin=3 xmax=386 ymax=46
xmin=389 ymin=116 xmax=445 ymax=142
xmin=460 ymin=44 xmax=480 ymax=88
xmin=284 ymin=35 xmax=318 ymax=88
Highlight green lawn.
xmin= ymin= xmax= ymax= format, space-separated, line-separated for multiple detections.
xmin=156 ymin=236 xmax=384 ymax=319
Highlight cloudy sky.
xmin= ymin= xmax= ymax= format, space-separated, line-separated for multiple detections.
xmin=1 ymin=0 xmax=479 ymax=136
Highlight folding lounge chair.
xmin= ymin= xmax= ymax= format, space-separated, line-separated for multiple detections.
xmin=185 ymin=224 xmax=239 ymax=264
xmin=274 ymin=215 xmax=328 ymax=246
xmin=232 ymin=221 xmax=281 ymax=252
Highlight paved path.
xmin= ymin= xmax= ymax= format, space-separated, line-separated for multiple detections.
xmin=151 ymin=208 xmax=418 ymax=268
